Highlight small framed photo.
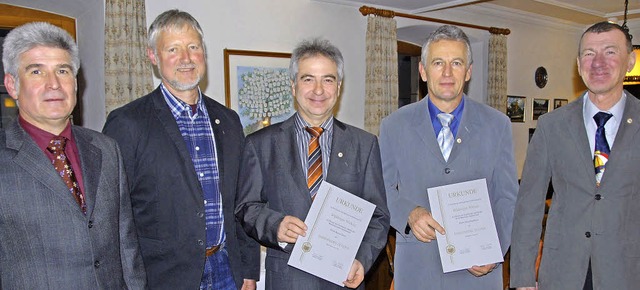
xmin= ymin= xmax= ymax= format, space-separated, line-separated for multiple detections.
xmin=532 ymin=98 xmax=549 ymax=120
xmin=506 ymin=95 xmax=526 ymax=123
xmin=553 ymin=98 xmax=568 ymax=109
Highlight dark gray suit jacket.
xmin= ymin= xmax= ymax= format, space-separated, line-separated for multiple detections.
xmin=235 ymin=115 xmax=390 ymax=290
xmin=103 ymin=86 xmax=260 ymax=289
xmin=511 ymin=93 xmax=640 ymax=289
xmin=0 ymin=120 xmax=146 ymax=289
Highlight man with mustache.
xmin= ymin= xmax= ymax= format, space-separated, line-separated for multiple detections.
xmin=0 ymin=22 xmax=146 ymax=289
xmin=103 ymin=9 xmax=259 ymax=290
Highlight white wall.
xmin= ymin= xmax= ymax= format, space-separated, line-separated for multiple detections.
xmin=146 ymin=0 xmax=369 ymax=128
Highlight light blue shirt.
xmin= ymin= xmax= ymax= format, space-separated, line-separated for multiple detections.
xmin=583 ymin=92 xmax=626 ymax=158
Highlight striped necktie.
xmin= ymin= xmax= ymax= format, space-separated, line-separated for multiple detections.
xmin=593 ymin=112 xmax=612 ymax=186
xmin=306 ymin=127 xmax=324 ymax=198
xmin=437 ymin=113 xmax=455 ymax=161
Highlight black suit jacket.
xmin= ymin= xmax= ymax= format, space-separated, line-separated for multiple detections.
xmin=103 ymin=86 xmax=260 ymax=289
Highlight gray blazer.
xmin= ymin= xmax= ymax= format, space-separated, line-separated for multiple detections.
xmin=379 ymin=96 xmax=518 ymax=290
xmin=510 ymin=93 xmax=640 ymax=289
xmin=0 ymin=120 xmax=146 ymax=289
xmin=235 ymin=115 xmax=390 ymax=290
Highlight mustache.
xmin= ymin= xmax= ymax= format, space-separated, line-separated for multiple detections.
xmin=176 ymin=64 xmax=197 ymax=69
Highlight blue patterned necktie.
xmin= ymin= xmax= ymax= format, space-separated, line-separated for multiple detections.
xmin=593 ymin=112 xmax=613 ymax=187
xmin=437 ymin=113 xmax=454 ymax=161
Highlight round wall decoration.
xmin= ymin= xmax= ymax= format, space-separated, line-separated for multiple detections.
xmin=535 ymin=66 xmax=548 ymax=88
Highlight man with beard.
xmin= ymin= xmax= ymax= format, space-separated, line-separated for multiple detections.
xmin=103 ymin=9 xmax=259 ymax=290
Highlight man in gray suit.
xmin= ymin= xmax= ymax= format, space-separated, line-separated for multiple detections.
xmin=0 ymin=22 xmax=146 ymax=289
xmin=379 ymin=25 xmax=518 ymax=290
xmin=511 ymin=21 xmax=640 ymax=290
xmin=235 ymin=38 xmax=390 ymax=290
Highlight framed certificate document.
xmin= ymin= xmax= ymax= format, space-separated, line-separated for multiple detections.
xmin=427 ymin=178 xmax=503 ymax=273
xmin=288 ymin=181 xmax=375 ymax=285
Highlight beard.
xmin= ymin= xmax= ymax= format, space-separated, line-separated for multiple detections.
xmin=158 ymin=61 xmax=203 ymax=91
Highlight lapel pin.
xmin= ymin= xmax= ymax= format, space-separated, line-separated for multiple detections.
xmin=456 ymin=138 xmax=462 ymax=144
xmin=627 ymin=118 xmax=633 ymax=124
xmin=215 ymin=119 xmax=220 ymax=125
xmin=338 ymin=152 xmax=343 ymax=158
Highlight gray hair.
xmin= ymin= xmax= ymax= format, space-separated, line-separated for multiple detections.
xmin=148 ymin=9 xmax=206 ymax=56
xmin=2 ymin=22 xmax=80 ymax=80
xmin=421 ymin=25 xmax=472 ymax=68
xmin=579 ymin=21 xmax=633 ymax=54
xmin=289 ymin=38 xmax=344 ymax=82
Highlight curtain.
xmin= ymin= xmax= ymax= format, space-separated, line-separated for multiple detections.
xmin=365 ymin=15 xmax=399 ymax=136
xmin=487 ymin=33 xmax=508 ymax=113
xmin=104 ymin=0 xmax=154 ymax=115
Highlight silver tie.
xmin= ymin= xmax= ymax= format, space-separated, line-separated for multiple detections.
xmin=437 ymin=113 xmax=454 ymax=161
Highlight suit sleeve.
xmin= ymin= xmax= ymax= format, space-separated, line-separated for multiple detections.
xmin=114 ymin=141 xmax=147 ymax=289
xmin=510 ymin=117 xmax=552 ymax=288
xmin=379 ymin=118 xmax=417 ymax=236
xmin=103 ymin=110 xmax=138 ymax=190
xmin=235 ymin=137 xmax=286 ymax=249
xmin=355 ymin=137 xmax=390 ymax=272
xmin=490 ymin=118 xmax=519 ymax=256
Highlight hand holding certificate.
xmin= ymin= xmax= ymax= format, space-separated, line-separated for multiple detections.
xmin=427 ymin=178 xmax=503 ymax=273
xmin=288 ymin=181 xmax=375 ymax=286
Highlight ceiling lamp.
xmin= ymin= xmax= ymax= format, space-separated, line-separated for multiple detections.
xmin=622 ymin=0 xmax=640 ymax=84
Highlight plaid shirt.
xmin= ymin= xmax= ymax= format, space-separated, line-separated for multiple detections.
xmin=160 ymin=84 xmax=225 ymax=247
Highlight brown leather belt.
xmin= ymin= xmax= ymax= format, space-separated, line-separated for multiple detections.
xmin=205 ymin=245 xmax=221 ymax=257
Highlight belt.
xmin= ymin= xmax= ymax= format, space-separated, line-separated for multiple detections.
xmin=205 ymin=245 xmax=221 ymax=257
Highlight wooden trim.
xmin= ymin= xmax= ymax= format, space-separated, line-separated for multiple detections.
xmin=397 ymin=41 xmax=422 ymax=57
xmin=360 ymin=5 xmax=510 ymax=35
xmin=0 ymin=4 xmax=76 ymax=39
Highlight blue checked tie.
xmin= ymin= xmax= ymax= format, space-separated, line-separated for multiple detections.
xmin=593 ymin=112 xmax=612 ymax=186
xmin=437 ymin=113 xmax=454 ymax=161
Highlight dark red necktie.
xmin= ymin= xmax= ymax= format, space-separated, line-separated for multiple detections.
xmin=48 ymin=136 xmax=86 ymax=214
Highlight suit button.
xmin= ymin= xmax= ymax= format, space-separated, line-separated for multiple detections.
xmin=595 ymin=194 xmax=602 ymax=200
xmin=197 ymin=212 xmax=204 ymax=218
xmin=197 ymin=239 xmax=204 ymax=246
xmin=585 ymin=232 xmax=591 ymax=238
xmin=444 ymin=168 xmax=451 ymax=174
xmin=94 ymin=261 xmax=100 ymax=268
xmin=88 ymin=221 xmax=93 ymax=228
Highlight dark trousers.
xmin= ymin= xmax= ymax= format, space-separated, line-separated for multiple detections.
xmin=583 ymin=260 xmax=593 ymax=290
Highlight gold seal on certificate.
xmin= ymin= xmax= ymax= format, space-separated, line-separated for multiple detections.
xmin=302 ymin=242 xmax=312 ymax=253
xmin=427 ymin=178 xmax=504 ymax=273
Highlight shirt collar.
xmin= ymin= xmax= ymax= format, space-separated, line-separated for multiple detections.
xmin=294 ymin=112 xmax=334 ymax=133
xmin=583 ymin=91 xmax=626 ymax=124
xmin=19 ymin=115 xmax=74 ymax=151
xmin=160 ymin=83 xmax=205 ymax=119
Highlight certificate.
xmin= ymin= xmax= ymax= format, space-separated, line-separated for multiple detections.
xmin=427 ymin=178 xmax=503 ymax=273
xmin=288 ymin=181 xmax=375 ymax=286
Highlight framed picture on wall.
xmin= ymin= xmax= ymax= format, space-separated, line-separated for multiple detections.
xmin=532 ymin=98 xmax=549 ymax=120
xmin=506 ymin=95 xmax=526 ymax=122
xmin=224 ymin=49 xmax=294 ymax=135
xmin=553 ymin=98 xmax=568 ymax=109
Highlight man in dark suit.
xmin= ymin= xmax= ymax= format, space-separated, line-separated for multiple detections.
xmin=0 ymin=22 xmax=146 ymax=289
xmin=511 ymin=21 xmax=640 ymax=290
xmin=103 ymin=10 xmax=259 ymax=290
xmin=235 ymin=38 xmax=390 ymax=290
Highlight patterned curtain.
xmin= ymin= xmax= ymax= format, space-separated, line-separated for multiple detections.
xmin=487 ymin=33 xmax=508 ymax=113
xmin=104 ymin=0 xmax=154 ymax=115
xmin=365 ymin=15 xmax=399 ymax=136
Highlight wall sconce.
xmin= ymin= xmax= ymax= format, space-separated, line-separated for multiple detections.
xmin=625 ymin=45 xmax=640 ymax=85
